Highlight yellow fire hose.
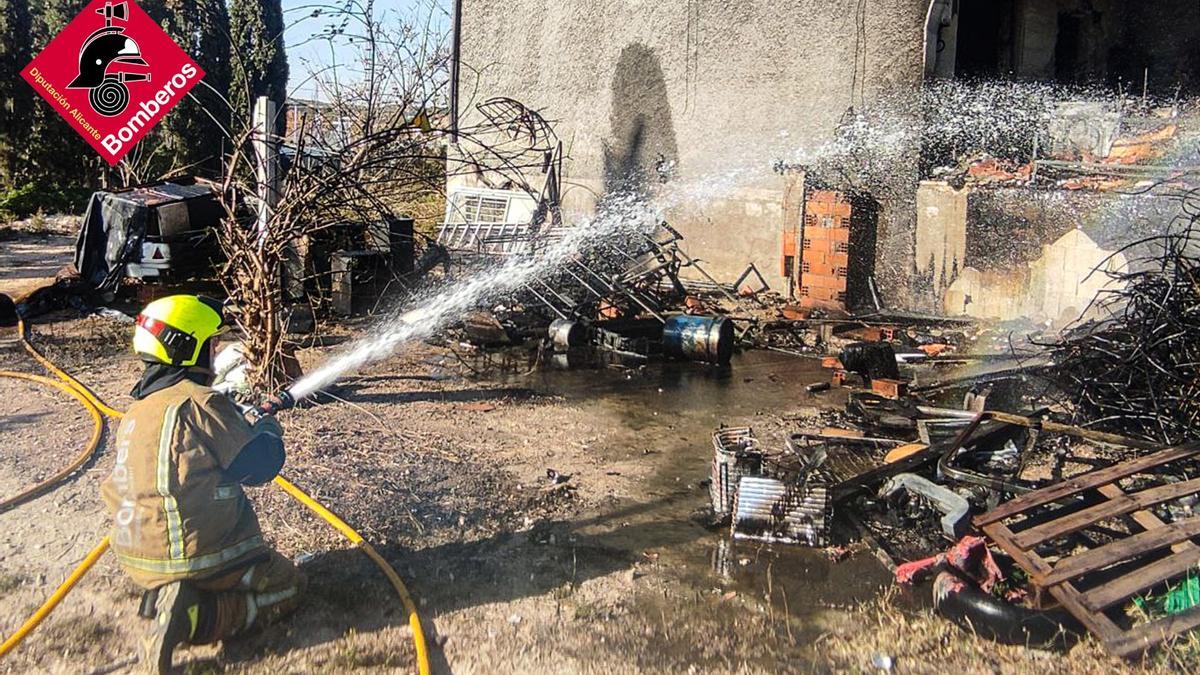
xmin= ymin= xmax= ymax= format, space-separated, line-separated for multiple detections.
xmin=0 ymin=319 xmax=431 ymax=674
xmin=0 ymin=536 xmax=111 ymax=658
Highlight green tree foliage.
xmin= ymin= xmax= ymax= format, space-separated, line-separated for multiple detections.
xmin=137 ymin=0 xmax=165 ymax=23
xmin=0 ymin=0 xmax=34 ymax=187
xmin=155 ymin=0 xmax=232 ymax=175
xmin=27 ymin=0 xmax=96 ymax=191
xmin=229 ymin=0 xmax=288 ymax=135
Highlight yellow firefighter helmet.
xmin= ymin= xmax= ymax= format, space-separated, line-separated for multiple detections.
xmin=133 ymin=295 xmax=228 ymax=366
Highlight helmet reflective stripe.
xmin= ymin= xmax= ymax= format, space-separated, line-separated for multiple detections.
xmin=136 ymin=315 xmax=198 ymax=366
xmin=132 ymin=295 xmax=227 ymax=366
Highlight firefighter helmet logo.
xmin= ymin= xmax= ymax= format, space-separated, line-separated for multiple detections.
xmin=66 ymin=2 xmax=150 ymax=117
xmin=22 ymin=0 xmax=204 ymax=165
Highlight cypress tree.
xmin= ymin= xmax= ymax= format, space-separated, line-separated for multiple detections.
xmin=228 ymin=0 xmax=288 ymax=136
xmin=0 ymin=0 xmax=34 ymax=188
xmin=157 ymin=0 xmax=232 ymax=175
xmin=138 ymin=0 xmax=166 ymax=23
xmin=28 ymin=0 xmax=94 ymax=189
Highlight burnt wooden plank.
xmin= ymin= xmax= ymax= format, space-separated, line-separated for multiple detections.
xmin=990 ymin=412 xmax=1159 ymax=451
xmin=831 ymin=445 xmax=940 ymax=501
xmin=1042 ymin=516 xmax=1200 ymax=587
xmin=976 ymin=442 xmax=1200 ymax=526
xmin=983 ymin=521 xmax=1054 ymax=575
xmin=1080 ymin=547 xmax=1200 ymax=612
xmin=1046 ymin=583 xmax=1127 ymax=648
xmin=833 ymin=418 xmax=1016 ymax=501
xmin=1012 ymin=477 xmax=1200 ymax=549
xmin=1096 ymin=484 xmax=1198 ymax=556
xmin=1110 ymin=604 xmax=1200 ymax=658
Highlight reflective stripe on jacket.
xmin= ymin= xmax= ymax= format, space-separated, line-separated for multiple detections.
xmin=101 ymin=379 xmax=267 ymax=588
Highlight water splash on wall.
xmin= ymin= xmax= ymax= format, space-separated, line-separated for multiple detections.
xmin=288 ymin=80 xmax=1196 ymax=398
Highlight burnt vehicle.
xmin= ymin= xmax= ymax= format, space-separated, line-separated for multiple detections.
xmin=74 ymin=178 xmax=225 ymax=292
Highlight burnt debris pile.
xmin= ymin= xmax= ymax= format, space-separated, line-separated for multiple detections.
xmin=701 ymin=293 xmax=1200 ymax=660
xmin=1046 ymin=218 xmax=1200 ymax=444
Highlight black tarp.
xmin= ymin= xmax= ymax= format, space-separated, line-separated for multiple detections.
xmin=74 ymin=192 xmax=148 ymax=292
xmin=73 ymin=182 xmax=221 ymax=292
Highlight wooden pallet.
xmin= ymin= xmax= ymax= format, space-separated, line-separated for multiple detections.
xmin=977 ymin=441 xmax=1200 ymax=657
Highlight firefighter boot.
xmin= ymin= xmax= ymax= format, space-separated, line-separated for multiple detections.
xmin=140 ymin=581 xmax=202 ymax=674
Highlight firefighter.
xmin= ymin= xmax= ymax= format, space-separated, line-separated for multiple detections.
xmin=100 ymin=295 xmax=304 ymax=673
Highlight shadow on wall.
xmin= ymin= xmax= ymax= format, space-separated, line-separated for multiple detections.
xmin=602 ymin=44 xmax=679 ymax=198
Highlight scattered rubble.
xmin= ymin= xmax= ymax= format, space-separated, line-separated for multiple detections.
xmin=683 ymin=230 xmax=1200 ymax=659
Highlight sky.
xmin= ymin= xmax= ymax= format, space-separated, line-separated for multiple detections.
xmin=282 ymin=0 xmax=451 ymax=101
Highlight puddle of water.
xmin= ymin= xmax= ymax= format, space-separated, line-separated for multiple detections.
xmin=499 ymin=349 xmax=894 ymax=618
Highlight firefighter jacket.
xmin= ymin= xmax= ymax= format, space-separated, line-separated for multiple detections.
xmin=101 ymin=379 xmax=280 ymax=589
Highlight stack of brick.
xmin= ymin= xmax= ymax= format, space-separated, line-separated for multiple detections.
xmin=798 ymin=190 xmax=851 ymax=310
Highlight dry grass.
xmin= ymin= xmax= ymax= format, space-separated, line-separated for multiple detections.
xmin=816 ymin=585 xmax=1198 ymax=674
xmin=42 ymin=614 xmax=114 ymax=659
xmin=23 ymin=316 xmax=134 ymax=369
xmin=327 ymin=629 xmax=411 ymax=670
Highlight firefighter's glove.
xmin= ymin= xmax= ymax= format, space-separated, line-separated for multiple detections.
xmin=252 ymin=413 xmax=284 ymax=439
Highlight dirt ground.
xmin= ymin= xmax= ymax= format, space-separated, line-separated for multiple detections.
xmin=0 ymin=230 xmax=1195 ymax=674
xmin=0 ymin=228 xmax=74 ymax=301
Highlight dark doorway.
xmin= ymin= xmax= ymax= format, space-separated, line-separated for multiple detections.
xmin=945 ymin=0 xmax=1200 ymax=92
xmin=954 ymin=0 xmax=1014 ymax=79
xmin=1055 ymin=7 xmax=1108 ymax=85
xmin=1055 ymin=13 xmax=1085 ymax=83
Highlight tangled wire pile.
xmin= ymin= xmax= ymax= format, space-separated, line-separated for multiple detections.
xmin=1046 ymin=199 xmax=1200 ymax=444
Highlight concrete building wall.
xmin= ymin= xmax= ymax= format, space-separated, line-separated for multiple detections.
xmin=930 ymin=184 xmax=1183 ymax=321
xmin=915 ymin=180 xmax=967 ymax=291
xmin=454 ymin=0 xmax=932 ymax=304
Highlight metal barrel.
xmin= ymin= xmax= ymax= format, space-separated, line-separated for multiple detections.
xmin=547 ymin=319 xmax=584 ymax=353
xmin=662 ymin=314 xmax=735 ymax=364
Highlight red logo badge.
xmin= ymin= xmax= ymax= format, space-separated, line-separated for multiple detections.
xmin=21 ymin=1 xmax=205 ymax=165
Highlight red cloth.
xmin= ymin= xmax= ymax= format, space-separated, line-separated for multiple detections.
xmin=895 ymin=535 xmax=1004 ymax=592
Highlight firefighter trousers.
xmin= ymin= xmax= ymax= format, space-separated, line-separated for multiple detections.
xmin=165 ymin=550 xmax=306 ymax=644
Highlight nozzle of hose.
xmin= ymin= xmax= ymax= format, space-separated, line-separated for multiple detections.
xmin=258 ymin=390 xmax=297 ymax=416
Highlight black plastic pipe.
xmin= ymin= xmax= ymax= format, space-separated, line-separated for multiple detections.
xmin=933 ymin=571 xmax=1081 ymax=649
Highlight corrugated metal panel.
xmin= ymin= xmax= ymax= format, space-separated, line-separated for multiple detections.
xmin=710 ymin=427 xmax=762 ymax=516
xmin=731 ymin=476 xmax=831 ymax=547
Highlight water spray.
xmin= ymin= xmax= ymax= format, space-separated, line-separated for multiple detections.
xmin=281 ymin=177 xmax=754 ymax=402
xmin=272 ymin=79 xmax=1048 ymax=400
